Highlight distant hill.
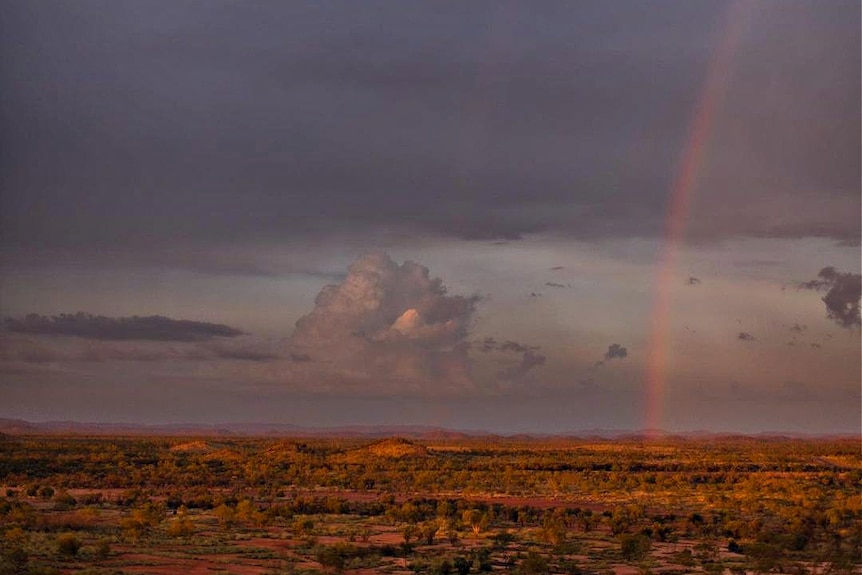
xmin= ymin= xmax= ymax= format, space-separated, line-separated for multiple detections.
xmin=0 ymin=418 xmax=856 ymax=440
xmin=168 ymin=440 xmax=215 ymax=453
xmin=0 ymin=418 xmax=475 ymax=439
xmin=331 ymin=437 xmax=430 ymax=463
xmin=362 ymin=437 xmax=429 ymax=458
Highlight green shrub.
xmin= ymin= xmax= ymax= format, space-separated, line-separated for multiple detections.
xmin=620 ymin=534 xmax=651 ymax=562
xmin=56 ymin=532 xmax=81 ymax=556
xmin=453 ymin=556 xmax=471 ymax=575
xmin=518 ymin=551 xmax=548 ymax=575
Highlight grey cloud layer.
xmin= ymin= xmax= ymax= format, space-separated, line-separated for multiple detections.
xmin=1 ymin=0 xmax=858 ymax=263
xmin=0 ymin=313 xmax=270 ymax=366
xmin=4 ymin=313 xmax=243 ymax=341
xmin=0 ymin=333 xmax=279 ymax=364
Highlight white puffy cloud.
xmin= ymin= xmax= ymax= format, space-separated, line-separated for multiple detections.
xmin=288 ymin=253 xmax=481 ymax=392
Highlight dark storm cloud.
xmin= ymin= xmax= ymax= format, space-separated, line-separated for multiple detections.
xmin=3 ymin=313 xmax=243 ymax=341
xmin=596 ymin=343 xmax=628 ymax=366
xmin=1 ymin=0 xmax=858 ymax=265
xmin=800 ymin=267 xmax=862 ymax=328
xmin=603 ymin=343 xmax=628 ymax=361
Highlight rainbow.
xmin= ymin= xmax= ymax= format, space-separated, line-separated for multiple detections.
xmin=643 ymin=0 xmax=748 ymax=434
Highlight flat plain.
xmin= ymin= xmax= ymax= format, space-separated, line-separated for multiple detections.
xmin=0 ymin=434 xmax=859 ymax=575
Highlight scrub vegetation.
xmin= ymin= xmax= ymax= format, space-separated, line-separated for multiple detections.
xmin=0 ymin=434 xmax=859 ymax=574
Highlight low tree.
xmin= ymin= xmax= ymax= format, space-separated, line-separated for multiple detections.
xmin=422 ymin=520 xmax=440 ymax=545
xmin=745 ymin=542 xmax=782 ymax=575
xmin=316 ymin=546 xmax=345 ymax=572
xmin=430 ymin=557 xmax=453 ymax=575
xmin=0 ymin=541 xmax=28 ymax=575
xmin=620 ymin=534 xmax=651 ymax=562
xmin=463 ymin=510 xmax=489 ymax=535
xmin=95 ymin=539 xmax=111 ymax=559
xmin=121 ymin=502 xmax=164 ymax=540
xmin=56 ymin=532 xmax=81 ymax=557
xmin=403 ymin=523 xmax=420 ymax=545
xmin=518 ymin=550 xmax=549 ymax=575
xmin=453 ymin=555 xmax=472 ymax=575
xmin=541 ymin=514 xmax=567 ymax=546
xmin=167 ymin=506 xmax=195 ymax=537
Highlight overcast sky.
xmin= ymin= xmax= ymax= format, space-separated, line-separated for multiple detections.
xmin=1 ymin=0 xmax=859 ymax=434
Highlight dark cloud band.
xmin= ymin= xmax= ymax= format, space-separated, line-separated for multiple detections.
xmin=3 ymin=313 xmax=243 ymax=341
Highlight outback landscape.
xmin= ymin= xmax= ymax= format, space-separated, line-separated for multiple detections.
xmin=2 ymin=2 xmax=860 ymax=575
xmin=1 ymin=429 xmax=859 ymax=575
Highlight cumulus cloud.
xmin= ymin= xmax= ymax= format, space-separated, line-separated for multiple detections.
xmin=287 ymin=253 xmax=551 ymax=392
xmin=293 ymin=253 xmax=478 ymax=345
xmin=288 ymin=253 xmax=482 ymax=391
xmin=800 ymin=267 xmax=861 ymax=328
xmin=596 ymin=343 xmax=628 ymax=366
xmin=3 ymin=313 xmax=243 ymax=341
xmin=738 ymin=332 xmax=756 ymax=342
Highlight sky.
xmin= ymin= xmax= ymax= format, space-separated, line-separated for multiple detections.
xmin=0 ymin=0 xmax=859 ymax=434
